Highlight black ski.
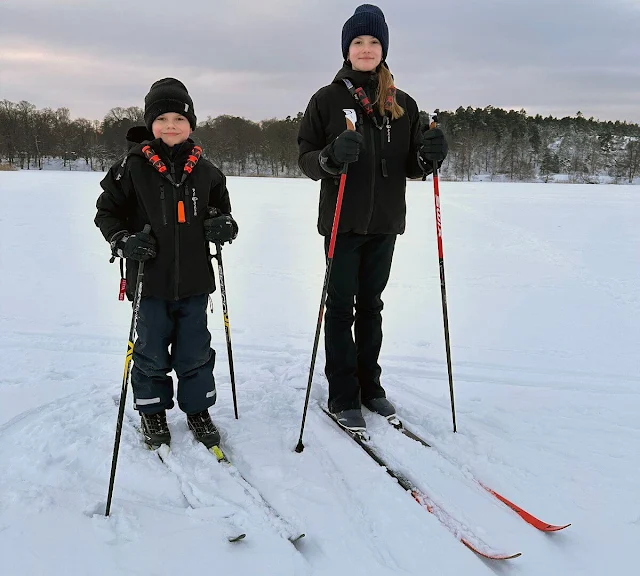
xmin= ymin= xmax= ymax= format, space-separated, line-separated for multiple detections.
xmin=207 ymin=444 xmax=305 ymax=544
xmin=119 ymin=401 xmax=304 ymax=545
xmin=123 ymin=413 xmax=247 ymax=543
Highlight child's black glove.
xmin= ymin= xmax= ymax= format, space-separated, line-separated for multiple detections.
xmin=204 ymin=213 xmax=239 ymax=244
xmin=110 ymin=230 xmax=157 ymax=261
xmin=321 ymin=130 xmax=365 ymax=167
xmin=419 ymin=127 xmax=448 ymax=164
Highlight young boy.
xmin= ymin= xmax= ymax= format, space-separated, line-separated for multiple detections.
xmin=95 ymin=78 xmax=238 ymax=450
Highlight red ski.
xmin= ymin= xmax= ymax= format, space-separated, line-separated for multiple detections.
xmin=411 ymin=487 xmax=522 ymax=560
xmin=387 ymin=416 xmax=571 ymax=532
xmin=478 ymin=483 xmax=571 ymax=532
xmin=322 ymin=407 xmax=522 ymax=560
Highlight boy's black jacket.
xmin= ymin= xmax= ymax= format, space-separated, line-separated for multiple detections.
xmin=95 ymin=131 xmax=231 ymax=301
xmin=297 ymin=64 xmax=428 ymax=236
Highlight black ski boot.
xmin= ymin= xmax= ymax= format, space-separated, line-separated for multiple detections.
xmin=140 ymin=410 xmax=171 ymax=449
xmin=333 ymin=408 xmax=367 ymax=432
xmin=187 ymin=410 xmax=221 ymax=449
xmin=363 ymin=397 xmax=396 ymax=418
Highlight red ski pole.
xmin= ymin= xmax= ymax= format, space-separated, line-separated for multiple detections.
xmin=429 ymin=110 xmax=457 ymax=433
xmin=295 ymin=112 xmax=357 ymax=452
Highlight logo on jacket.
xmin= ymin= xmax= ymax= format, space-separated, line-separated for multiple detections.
xmin=192 ymin=188 xmax=198 ymax=216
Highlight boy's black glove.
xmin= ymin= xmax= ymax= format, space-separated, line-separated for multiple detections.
xmin=321 ymin=130 xmax=365 ymax=168
xmin=204 ymin=213 xmax=239 ymax=244
xmin=419 ymin=127 xmax=448 ymax=163
xmin=110 ymin=230 xmax=157 ymax=261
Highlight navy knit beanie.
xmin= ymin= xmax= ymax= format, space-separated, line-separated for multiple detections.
xmin=144 ymin=78 xmax=197 ymax=132
xmin=341 ymin=4 xmax=389 ymax=61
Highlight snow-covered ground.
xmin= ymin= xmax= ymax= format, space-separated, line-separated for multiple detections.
xmin=0 ymin=172 xmax=638 ymax=575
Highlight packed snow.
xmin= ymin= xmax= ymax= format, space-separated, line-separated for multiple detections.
xmin=0 ymin=171 xmax=638 ymax=575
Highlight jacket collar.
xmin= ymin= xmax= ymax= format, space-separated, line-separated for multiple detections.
xmin=332 ymin=61 xmax=379 ymax=93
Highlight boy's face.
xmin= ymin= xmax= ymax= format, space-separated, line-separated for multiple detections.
xmin=151 ymin=112 xmax=192 ymax=147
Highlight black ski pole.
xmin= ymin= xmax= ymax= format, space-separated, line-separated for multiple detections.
xmin=213 ymin=240 xmax=239 ymax=420
xmin=105 ymin=224 xmax=151 ymax=516
xmin=295 ymin=112 xmax=356 ymax=453
xmin=428 ymin=110 xmax=457 ymax=433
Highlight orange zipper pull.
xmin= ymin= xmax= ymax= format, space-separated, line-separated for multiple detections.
xmin=177 ymin=200 xmax=186 ymax=223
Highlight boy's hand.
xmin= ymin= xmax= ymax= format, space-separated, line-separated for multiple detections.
xmin=204 ymin=213 xmax=239 ymax=244
xmin=111 ymin=230 xmax=157 ymax=261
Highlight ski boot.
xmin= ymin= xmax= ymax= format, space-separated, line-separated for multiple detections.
xmin=363 ymin=397 xmax=401 ymax=428
xmin=187 ymin=410 xmax=221 ymax=449
xmin=141 ymin=410 xmax=171 ymax=449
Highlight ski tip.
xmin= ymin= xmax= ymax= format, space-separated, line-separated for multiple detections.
xmin=497 ymin=552 xmax=522 ymax=560
xmin=541 ymin=523 xmax=571 ymax=532
xmin=478 ymin=482 xmax=570 ymax=532
xmin=289 ymin=533 xmax=306 ymax=543
xmin=462 ymin=539 xmax=522 ymax=560
xmin=228 ymin=533 xmax=246 ymax=542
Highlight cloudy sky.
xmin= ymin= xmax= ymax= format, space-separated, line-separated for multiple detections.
xmin=1 ymin=0 xmax=639 ymax=124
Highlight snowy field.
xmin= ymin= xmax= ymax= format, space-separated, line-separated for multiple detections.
xmin=0 ymin=172 xmax=639 ymax=576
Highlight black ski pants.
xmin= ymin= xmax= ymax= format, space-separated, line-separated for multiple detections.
xmin=131 ymin=294 xmax=217 ymax=415
xmin=324 ymin=232 xmax=396 ymax=413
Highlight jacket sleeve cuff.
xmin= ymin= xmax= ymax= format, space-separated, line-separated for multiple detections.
xmin=319 ymin=151 xmax=342 ymax=176
xmin=109 ymin=230 xmax=129 ymax=257
xmin=417 ymin=154 xmax=444 ymax=175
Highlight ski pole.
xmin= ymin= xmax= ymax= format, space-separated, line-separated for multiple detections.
xmin=295 ymin=111 xmax=357 ymax=453
xmin=213 ymin=239 xmax=239 ymax=420
xmin=105 ymin=224 xmax=151 ymax=516
xmin=429 ymin=110 xmax=457 ymax=433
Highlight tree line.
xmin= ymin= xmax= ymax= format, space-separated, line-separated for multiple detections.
xmin=1 ymin=99 xmax=639 ymax=183
xmin=434 ymin=107 xmax=640 ymax=184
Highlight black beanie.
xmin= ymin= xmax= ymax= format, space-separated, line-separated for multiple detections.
xmin=341 ymin=4 xmax=389 ymax=61
xmin=144 ymin=78 xmax=197 ymax=132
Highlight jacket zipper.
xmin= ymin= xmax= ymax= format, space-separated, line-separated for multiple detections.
xmin=171 ymin=163 xmax=180 ymax=300
xmin=365 ymin=118 xmax=377 ymax=234
xmin=185 ymin=185 xmax=191 ymax=224
xmin=160 ymin=184 xmax=168 ymax=226
xmin=380 ymin=119 xmax=389 ymax=178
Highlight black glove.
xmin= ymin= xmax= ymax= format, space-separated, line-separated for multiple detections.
xmin=110 ymin=230 xmax=157 ymax=262
xmin=419 ymin=127 xmax=448 ymax=163
xmin=204 ymin=213 xmax=239 ymax=244
xmin=321 ymin=130 xmax=365 ymax=167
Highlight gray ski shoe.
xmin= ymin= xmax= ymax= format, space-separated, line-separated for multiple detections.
xmin=141 ymin=410 xmax=171 ymax=449
xmin=363 ymin=397 xmax=396 ymax=418
xmin=333 ymin=408 xmax=367 ymax=432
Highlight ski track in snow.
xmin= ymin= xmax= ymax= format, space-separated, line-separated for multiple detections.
xmin=1 ymin=173 xmax=639 ymax=575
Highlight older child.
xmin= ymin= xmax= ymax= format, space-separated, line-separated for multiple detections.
xmin=95 ymin=78 xmax=238 ymax=449
xmin=297 ymin=5 xmax=448 ymax=431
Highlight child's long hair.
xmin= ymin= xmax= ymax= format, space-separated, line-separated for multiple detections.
xmin=376 ymin=63 xmax=405 ymax=120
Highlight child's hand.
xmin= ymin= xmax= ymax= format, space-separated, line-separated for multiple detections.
xmin=111 ymin=230 xmax=157 ymax=261
xmin=204 ymin=214 xmax=238 ymax=244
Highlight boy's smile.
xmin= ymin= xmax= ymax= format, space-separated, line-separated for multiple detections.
xmin=151 ymin=112 xmax=192 ymax=147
